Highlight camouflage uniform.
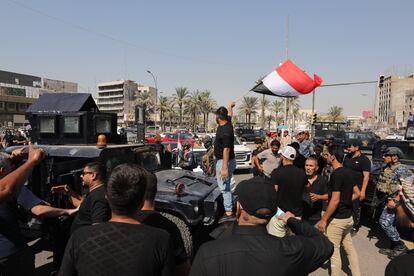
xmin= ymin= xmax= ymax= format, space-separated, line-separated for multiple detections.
xmin=202 ymin=146 xmax=215 ymax=177
xmin=378 ymin=163 xmax=413 ymax=242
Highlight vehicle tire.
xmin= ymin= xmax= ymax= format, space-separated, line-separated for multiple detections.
xmin=161 ymin=212 xmax=193 ymax=259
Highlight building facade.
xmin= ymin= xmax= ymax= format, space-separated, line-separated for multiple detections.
xmin=375 ymin=75 xmax=414 ymax=128
xmin=0 ymin=70 xmax=78 ymax=127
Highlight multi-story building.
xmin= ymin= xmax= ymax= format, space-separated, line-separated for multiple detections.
xmin=375 ymin=75 xmax=414 ymax=128
xmin=0 ymin=70 xmax=78 ymax=127
xmin=96 ymin=80 xmax=139 ymax=126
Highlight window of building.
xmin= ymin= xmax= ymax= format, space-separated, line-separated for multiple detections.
xmin=0 ymin=102 xmax=4 ymax=111
xmin=7 ymin=103 xmax=16 ymax=111
xmin=18 ymin=103 xmax=27 ymax=111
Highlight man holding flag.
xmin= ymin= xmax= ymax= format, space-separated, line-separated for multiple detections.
xmin=214 ymin=102 xmax=236 ymax=223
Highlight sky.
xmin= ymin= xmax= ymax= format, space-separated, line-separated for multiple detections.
xmin=1 ymin=0 xmax=414 ymax=116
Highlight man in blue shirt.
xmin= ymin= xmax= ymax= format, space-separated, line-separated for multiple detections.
xmin=0 ymin=150 xmax=78 ymax=276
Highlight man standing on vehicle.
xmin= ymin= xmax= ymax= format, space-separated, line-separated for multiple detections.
xmin=377 ymin=147 xmax=413 ymax=259
xmin=343 ymin=139 xmax=371 ymax=233
xmin=317 ymin=146 xmax=361 ymax=276
xmin=214 ymin=102 xmax=236 ymax=223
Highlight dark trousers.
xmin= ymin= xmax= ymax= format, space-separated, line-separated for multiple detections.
xmin=352 ymin=198 xmax=361 ymax=227
xmin=0 ymin=247 xmax=35 ymax=276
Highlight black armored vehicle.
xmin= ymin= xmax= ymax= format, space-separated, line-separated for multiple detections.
xmin=10 ymin=93 xmax=224 ymax=258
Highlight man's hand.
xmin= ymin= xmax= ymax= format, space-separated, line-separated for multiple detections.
xmin=66 ymin=206 xmax=79 ymax=216
xmin=277 ymin=211 xmax=295 ymax=224
xmin=51 ymin=185 xmax=71 ymax=196
xmin=359 ymin=191 xmax=366 ymax=201
xmin=317 ymin=219 xmax=327 ymax=233
xmin=228 ymin=101 xmax=236 ymax=109
xmin=310 ymin=193 xmax=320 ymax=202
xmin=220 ymin=166 xmax=228 ymax=180
xmin=27 ymin=142 xmax=45 ymax=165
xmin=387 ymin=199 xmax=397 ymax=209
xmin=10 ymin=147 xmax=24 ymax=160
xmin=258 ymin=166 xmax=264 ymax=173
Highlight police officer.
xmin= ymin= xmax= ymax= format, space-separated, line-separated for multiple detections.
xmin=377 ymin=147 xmax=412 ymax=259
xmin=202 ymin=136 xmax=215 ymax=176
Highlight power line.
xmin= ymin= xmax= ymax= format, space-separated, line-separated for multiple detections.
xmin=5 ymin=0 xmax=227 ymax=66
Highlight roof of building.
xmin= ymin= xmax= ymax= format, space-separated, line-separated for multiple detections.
xmin=26 ymin=93 xmax=99 ymax=113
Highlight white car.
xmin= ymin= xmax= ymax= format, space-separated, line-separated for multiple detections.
xmin=203 ymin=134 xmax=252 ymax=170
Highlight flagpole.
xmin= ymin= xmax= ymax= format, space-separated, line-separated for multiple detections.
xmin=284 ymin=16 xmax=289 ymax=128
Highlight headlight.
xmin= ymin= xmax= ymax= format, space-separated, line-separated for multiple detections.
xmin=193 ymin=206 xmax=199 ymax=214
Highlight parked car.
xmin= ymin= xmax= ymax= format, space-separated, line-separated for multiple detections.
xmin=146 ymin=132 xmax=195 ymax=145
xmin=235 ymin=127 xmax=256 ymax=142
xmin=207 ymin=135 xmax=252 ymax=170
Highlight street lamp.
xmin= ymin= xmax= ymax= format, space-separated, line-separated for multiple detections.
xmin=146 ymin=70 xmax=158 ymax=125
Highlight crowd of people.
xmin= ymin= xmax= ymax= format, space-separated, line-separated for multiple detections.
xmin=0 ymin=102 xmax=413 ymax=275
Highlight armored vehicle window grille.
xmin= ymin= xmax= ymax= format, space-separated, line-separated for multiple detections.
xmin=64 ymin=116 xmax=80 ymax=134
xmin=96 ymin=117 xmax=111 ymax=133
xmin=39 ymin=117 xmax=55 ymax=133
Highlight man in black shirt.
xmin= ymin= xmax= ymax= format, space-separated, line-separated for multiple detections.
xmin=189 ymin=177 xmax=333 ymax=276
xmin=138 ymin=172 xmax=190 ymax=276
xmin=311 ymin=144 xmax=327 ymax=175
xmin=251 ymin=138 xmax=264 ymax=177
xmin=59 ymin=163 xmax=173 ymax=276
xmin=0 ymin=148 xmax=76 ymax=276
xmin=343 ymin=139 xmax=371 ymax=232
xmin=303 ymin=157 xmax=328 ymax=226
xmin=267 ymin=146 xmax=307 ymax=237
xmin=318 ymin=146 xmax=361 ymax=276
xmin=290 ymin=142 xmax=306 ymax=170
xmin=51 ymin=162 xmax=111 ymax=234
xmin=214 ymin=102 xmax=236 ymax=222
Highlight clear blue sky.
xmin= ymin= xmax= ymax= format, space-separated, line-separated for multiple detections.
xmin=1 ymin=0 xmax=413 ymax=115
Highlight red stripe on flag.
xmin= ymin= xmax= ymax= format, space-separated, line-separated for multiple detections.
xmin=276 ymin=60 xmax=322 ymax=94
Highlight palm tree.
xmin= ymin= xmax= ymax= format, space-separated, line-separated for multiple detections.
xmin=327 ymin=106 xmax=344 ymax=122
xmin=157 ymin=96 xmax=170 ymax=131
xmin=173 ymin=87 xmax=189 ymax=127
xmin=165 ymin=102 xmax=178 ymax=131
xmin=259 ymin=95 xmax=270 ymax=129
xmin=135 ymin=91 xmax=154 ymax=122
xmin=185 ymin=90 xmax=202 ymax=131
xmin=238 ymin=96 xmax=259 ymax=127
xmin=199 ymin=90 xmax=217 ymax=130
xmin=271 ymin=100 xmax=284 ymax=126
xmin=265 ymin=115 xmax=274 ymax=130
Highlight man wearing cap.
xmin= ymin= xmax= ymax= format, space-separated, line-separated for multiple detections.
xmin=189 ymin=177 xmax=333 ymax=276
xmin=214 ymin=102 xmax=236 ymax=223
xmin=296 ymin=130 xmax=313 ymax=158
xmin=343 ymin=139 xmax=371 ymax=233
xmin=255 ymin=140 xmax=281 ymax=179
xmin=267 ymin=146 xmax=308 ymax=237
xmin=378 ymin=147 xmax=413 ymax=259
xmin=262 ymin=129 xmax=273 ymax=150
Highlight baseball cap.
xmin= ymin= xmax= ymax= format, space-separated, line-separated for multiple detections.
xmin=383 ymin=147 xmax=404 ymax=158
xmin=347 ymin=139 xmax=361 ymax=148
xmin=281 ymin=146 xmax=296 ymax=160
xmin=234 ymin=177 xmax=278 ymax=219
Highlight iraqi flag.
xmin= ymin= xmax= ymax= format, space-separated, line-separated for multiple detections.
xmin=251 ymin=59 xmax=323 ymax=97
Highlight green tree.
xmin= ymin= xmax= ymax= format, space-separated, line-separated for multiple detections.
xmin=259 ymin=95 xmax=270 ymax=129
xmin=271 ymin=100 xmax=284 ymax=126
xmin=265 ymin=114 xmax=274 ymax=129
xmin=327 ymin=106 xmax=344 ymax=122
xmin=157 ymin=96 xmax=170 ymax=131
xmin=199 ymin=90 xmax=217 ymax=130
xmin=173 ymin=87 xmax=189 ymax=127
xmin=135 ymin=91 xmax=154 ymax=121
xmin=239 ymin=96 xmax=259 ymax=127
xmin=185 ymin=90 xmax=202 ymax=131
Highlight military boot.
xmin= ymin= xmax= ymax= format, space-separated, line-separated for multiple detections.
xmin=388 ymin=241 xmax=408 ymax=259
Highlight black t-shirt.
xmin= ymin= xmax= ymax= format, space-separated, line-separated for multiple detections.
xmin=59 ymin=222 xmax=173 ymax=276
xmin=293 ymin=153 xmax=306 ymax=170
xmin=138 ymin=211 xmax=187 ymax=265
xmin=214 ymin=122 xmax=235 ymax=160
xmin=328 ymin=167 xmax=356 ymax=219
xmin=343 ymin=153 xmax=371 ymax=188
xmin=0 ymin=186 xmax=42 ymax=258
xmin=385 ymin=249 xmax=414 ymax=276
xmin=303 ymin=175 xmax=328 ymax=221
xmin=271 ymin=165 xmax=307 ymax=217
xmin=70 ymin=185 xmax=111 ymax=234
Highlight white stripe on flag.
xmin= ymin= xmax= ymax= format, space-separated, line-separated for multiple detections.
xmin=262 ymin=70 xmax=301 ymax=97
